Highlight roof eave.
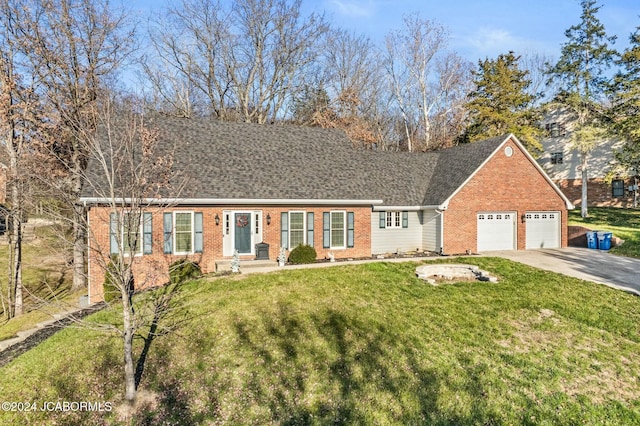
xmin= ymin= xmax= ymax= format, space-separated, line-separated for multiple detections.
xmin=80 ymin=197 xmax=385 ymax=206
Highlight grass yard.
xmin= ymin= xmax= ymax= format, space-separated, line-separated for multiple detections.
xmin=569 ymin=207 xmax=640 ymax=258
xmin=1 ymin=258 xmax=639 ymax=425
xmin=0 ymin=223 xmax=77 ymax=341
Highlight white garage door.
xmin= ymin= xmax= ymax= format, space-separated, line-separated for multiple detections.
xmin=525 ymin=212 xmax=560 ymax=249
xmin=477 ymin=212 xmax=516 ymax=251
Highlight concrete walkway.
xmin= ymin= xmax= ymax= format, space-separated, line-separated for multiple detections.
xmin=488 ymin=247 xmax=640 ymax=296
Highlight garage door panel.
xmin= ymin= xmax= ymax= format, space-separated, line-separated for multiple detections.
xmin=525 ymin=212 xmax=560 ymax=249
xmin=477 ymin=212 xmax=515 ymax=251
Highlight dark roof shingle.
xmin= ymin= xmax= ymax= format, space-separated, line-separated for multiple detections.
xmin=81 ymin=116 xmax=508 ymax=206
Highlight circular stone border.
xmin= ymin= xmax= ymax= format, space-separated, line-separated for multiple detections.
xmin=415 ymin=264 xmax=498 ymax=285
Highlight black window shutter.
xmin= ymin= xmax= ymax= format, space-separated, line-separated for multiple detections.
xmin=347 ymin=212 xmax=354 ymax=248
xmin=379 ymin=211 xmax=385 ymax=228
xmin=163 ymin=212 xmax=173 ymax=254
xmin=402 ymin=211 xmax=409 ymax=228
xmin=307 ymin=212 xmax=314 ymax=247
xmin=281 ymin=212 xmax=288 ymax=249
xmin=143 ymin=213 xmax=153 ymax=255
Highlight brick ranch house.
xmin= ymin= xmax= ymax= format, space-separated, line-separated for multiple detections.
xmin=81 ymin=117 xmax=573 ymax=303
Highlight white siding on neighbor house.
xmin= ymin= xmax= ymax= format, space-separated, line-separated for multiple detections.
xmin=540 ymin=107 xmax=627 ymax=180
xmin=421 ymin=209 xmax=441 ymax=252
xmin=370 ymin=211 xmax=423 ymax=254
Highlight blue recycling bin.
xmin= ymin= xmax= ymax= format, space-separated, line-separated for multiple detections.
xmin=597 ymin=231 xmax=613 ymax=251
xmin=586 ymin=231 xmax=598 ymax=249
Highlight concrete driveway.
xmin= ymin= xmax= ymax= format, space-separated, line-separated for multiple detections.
xmin=488 ymin=247 xmax=640 ymax=296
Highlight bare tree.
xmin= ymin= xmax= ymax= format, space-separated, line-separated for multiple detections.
xmin=146 ymin=0 xmax=231 ymax=118
xmin=385 ymin=14 xmax=471 ymax=151
xmin=80 ymin=95 xmax=188 ymax=410
xmin=318 ymin=29 xmax=395 ymax=149
xmin=519 ymin=51 xmax=558 ymax=105
xmin=147 ymin=0 xmax=328 ymax=123
xmin=0 ymin=4 xmax=24 ymax=318
xmin=0 ymin=0 xmax=48 ymax=318
xmin=13 ymin=0 xmax=136 ymax=291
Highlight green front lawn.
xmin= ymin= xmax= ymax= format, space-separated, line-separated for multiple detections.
xmin=1 ymin=259 xmax=639 ymax=425
xmin=569 ymin=207 xmax=640 ymax=257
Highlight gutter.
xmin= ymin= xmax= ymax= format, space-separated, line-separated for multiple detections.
xmin=79 ymin=197 xmax=385 ymax=206
xmin=372 ymin=203 xmax=448 ymax=212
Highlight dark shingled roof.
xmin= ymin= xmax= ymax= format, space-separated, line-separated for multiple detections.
xmin=81 ymin=116 xmax=509 ymax=206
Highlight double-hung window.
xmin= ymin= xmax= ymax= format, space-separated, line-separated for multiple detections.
xmin=110 ymin=211 xmax=152 ymax=256
xmin=330 ymin=211 xmax=346 ymax=249
xmin=551 ymin=152 xmax=563 ymax=165
xmin=612 ymin=179 xmax=625 ymax=197
xmin=122 ymin=212 xmax=142 ymax=255
xmin=289 ymin=211 xmax=306 ymax=248
xmin=174 ymin=212 xmax=194 ymax=254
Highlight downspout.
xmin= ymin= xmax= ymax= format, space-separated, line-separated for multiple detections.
xmin=435 ymin=207 xmax=446 ymax=255
xmin=85 ymin=202 xmax=91 ymax=305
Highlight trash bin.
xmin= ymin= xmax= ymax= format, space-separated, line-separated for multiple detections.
xmin=586 ymin=231 xmax=599 ymax=249
xmin=597 ymin=231 xmax=613 ymax=251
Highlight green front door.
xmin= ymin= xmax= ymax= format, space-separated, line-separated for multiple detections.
xmin=234 ymin=213 xmax=252 ymax=254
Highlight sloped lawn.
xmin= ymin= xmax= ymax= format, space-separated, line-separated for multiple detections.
xmin=1 ymin=258 xmax=640 ymax=425
xmin=0 ymin=223 xmax=77 ymax=341
xmin=569 ymin=207 xmax=640 ymax=258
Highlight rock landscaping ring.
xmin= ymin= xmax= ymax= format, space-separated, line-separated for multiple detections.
xmin=416 ymin=264 xmax=498 ymax=285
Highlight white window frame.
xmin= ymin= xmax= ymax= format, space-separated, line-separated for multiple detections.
xmin=288 ymin=211 xmax=306 ymax=249
xmin=330 ymin=210 xmax=346 ymax=249
xmin=386 ymin=211 xmax=401 ymax=228
xmin=121 ymin=211 xmax=143 ymax=256
xmin=173 ymin=211 xmax=195 ymax=255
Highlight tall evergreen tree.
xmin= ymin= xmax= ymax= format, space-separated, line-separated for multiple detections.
xmin=547 ymin=0 xmax=617 ymax=217
xmin=610 ymin=26 xmax=640 ymax=207
xmin=464 ymin=51 xmax=543 ymax=154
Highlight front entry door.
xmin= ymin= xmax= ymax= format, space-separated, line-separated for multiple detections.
xmin=234 ymin=212 xmax=252 ymax=254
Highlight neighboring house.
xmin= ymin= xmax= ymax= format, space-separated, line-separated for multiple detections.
xmin=80 ymin=117 xmax=573 ymax=303
xmin=539 ymin=106 xmax=637 ymax=207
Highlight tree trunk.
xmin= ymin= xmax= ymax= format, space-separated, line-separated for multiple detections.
xmin=11 ymin=210 xmax=22 ymax=317
xmin=72 ymin=202 xmax=86 ymax=292
xmin=122 ymin=291 xmax=137 ymax=405
xmin=581 ymin=153 xmax=588 ymax=218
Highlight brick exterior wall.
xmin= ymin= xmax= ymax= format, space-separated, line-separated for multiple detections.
xmin=557 ymin=178 xmax=637 ymax=208
xmin=87 ymin=205 xmax=372 ymax=303
xmin=443 ymin=139 xmax=569 ymax=254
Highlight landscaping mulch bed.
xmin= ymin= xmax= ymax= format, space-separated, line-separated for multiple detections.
xmin=0 ymin=303 xmax=106 ymax=368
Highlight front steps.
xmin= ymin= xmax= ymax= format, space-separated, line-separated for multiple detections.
xmin=215 ymin=258 xmax=279 ymax=273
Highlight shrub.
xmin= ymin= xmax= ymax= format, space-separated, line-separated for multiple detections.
xmin=288 ymin=244 xmax=317 ymax=264
xmin=169 ymin=259 xmax=202 ymax=284
xmin=103 ymin=260 xmax=121 ymax=303
xmin=102 ymin=257 xmax=134 ymax=303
